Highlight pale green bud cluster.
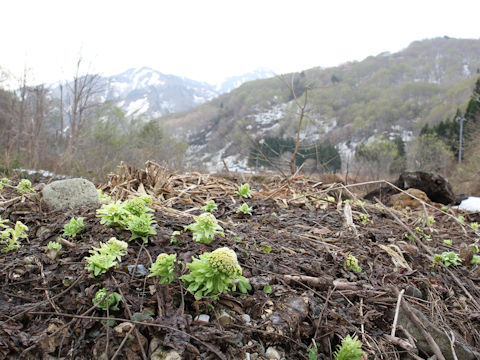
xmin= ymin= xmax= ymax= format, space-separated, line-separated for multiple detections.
xmin=0 ymin=217 xmax=28 ymax=253
xmin=123 ymin=197 xmax=152 ymax=217
xmin=207 ymin=247 xmax=242 ymax=277
xmin=148 ymin=253 xmax=177 ymax=284
xmin=93 ymin=288 xmax=122 ymax=311
xmin=185 ymin=212 xmax=224 ymax=244
xmin=85 ymin=237 xmax=128 ymax=277
xmin=16 ymin=179 xmax=34 ymax=194
xmin=96 ymin=195 xmax=156 ymax=243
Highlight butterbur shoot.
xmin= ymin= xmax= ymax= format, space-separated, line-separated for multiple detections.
xmin=16 ymin=179 xmax=34 ymax=194
xmin=63 ymin=217 xmax=85 ymax=238
xmin=185 ymin=212 xmax=224 ymax=244
xmin=344 ymin=254 xmax=362 ymax=272
xmin=170 ymin=230 xmax=181 ymax=245
xmin=359 ymin=213 xmax=369 ymax=225
xmin=148 ymin=253 xmax=177 ymax=284
xmin=0 ymin=177 xmax=9 ymax=190
xmin=85 ymin=238 xmax=128 ymax=277
xmin=181 ymin=247 xmax=251 ymax=300
xmin=0 ymin=220 xmax=28 ymax=253
xmin=93 ymin=288 xmax=122 ymax=311
xmin=236 ymin=203 xmax=253 ymax=215
xmin=237 ymin=183 xmax=252 ymax=198
xmin=97 ymin=189 xmax=111 ymax=203
xmin=443 ymin=239 xmax=453 ymax=246
xmin=96 ymin=201 xmax=130 ymax=228
xmin=126 ymin=213 xmax=157 ymax=243
xmin=91 ymin=237 xmax=128 ymax=261
xmin=432 ymin=251 xmax=462 ymax=267
xmin=202 ymin=200 xmax=218 ymax=213
xmin=334 ymin=335 xmax=363 ymax=360
xmin=123 ymin=196 xmax=153 ymax=217
xmin=44 ymin=240 xmax=62 ymax=260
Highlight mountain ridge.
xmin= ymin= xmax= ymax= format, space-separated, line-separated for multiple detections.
xmin=158 ymin=37 xmax=480 ymax=172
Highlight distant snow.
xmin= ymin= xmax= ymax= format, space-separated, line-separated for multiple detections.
xmin=253 ymin=104 xmax=286 ymax=126
xmin=126 ymin=98 xmax=149 ymax=116
xmin=456 ymin=197 xmax=480 ymax=212
xmin=193 ymin=94 xmax=206 ymax=104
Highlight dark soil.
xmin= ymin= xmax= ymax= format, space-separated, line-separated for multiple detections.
xmin=1 ymin=163 xmax=480 ymax=359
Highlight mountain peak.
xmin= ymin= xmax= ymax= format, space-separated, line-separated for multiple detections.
xmin=215 ymin=68 xmax=276 ymax=93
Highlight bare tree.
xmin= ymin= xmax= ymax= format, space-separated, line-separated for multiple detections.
xmin=24 ymin=85 xmax=50 ymax=168
xmin=60 ymin=58 xmax=103 ymax=162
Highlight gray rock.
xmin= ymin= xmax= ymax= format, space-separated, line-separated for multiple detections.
xmin=42 ymin=178 xmax=98 ymax=210
xmin=398 ymin=306 xmax=480 ymax=360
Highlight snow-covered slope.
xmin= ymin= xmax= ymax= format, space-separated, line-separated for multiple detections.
xmin=105 ymin=67 xmax=218 ymax=117
xmin=103 ymin=67 xmax=276 ymax=118
xmin=215 ymin=67 xmax=276 ymax=93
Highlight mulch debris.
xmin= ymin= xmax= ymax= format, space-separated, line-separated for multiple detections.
xmin=1 ymin=161 xmax=480 ymax=359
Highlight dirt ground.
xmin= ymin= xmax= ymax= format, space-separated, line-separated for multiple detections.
xmin=1 ymin=163 xmax=480 ymax=359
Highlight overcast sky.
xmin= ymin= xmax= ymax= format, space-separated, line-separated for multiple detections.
xmin=1 ymin=0 xmax=479 ymax=85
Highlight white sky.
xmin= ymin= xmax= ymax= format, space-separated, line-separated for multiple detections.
xmin=1 ymin=0 xmax=479 ymax=85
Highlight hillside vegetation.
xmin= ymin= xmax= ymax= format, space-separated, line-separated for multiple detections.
xmin=1 ymin=37 xmax=480 ymax=187
xmin=160 ymin=38 xmax=480 ymax=177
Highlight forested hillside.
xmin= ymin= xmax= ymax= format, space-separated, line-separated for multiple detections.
xmin=160 ymin=37 xmax=480 ymax=178
xmin=1 ymin=37 xmax=480 ymax=190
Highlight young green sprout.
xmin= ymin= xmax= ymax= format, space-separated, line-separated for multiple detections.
xmin=170 ymin=230 xmax=181 ymax=245
xmin=432 ymin=251 xmax=462 ymax=267
xmin=359 ymin=213 xmax=370 ymax=225
xmin=148 ymin=253 xmax=177 ymax=284
xmin=333 ymin=334 xmax=364 ymax=360
xmin=237 ymin=183 xmax=252 ymax=198
xmin=344 ymin=254 xmax=362 ymax=272
xmin=0 ymin=220 xmax=28 ymax=253
xmin=44 ymin=240 xmax=62 ymax=260
xmin=96 ymin=201 xmax=131 ymax=228
xmin=181 ymin=247 xmax=251 ymax=300
xmin=93 ymin=288 xmax=122 ymax=311
xmin=443 ymin=239 xmax=453 ymax=246
xmin=202 ymin=199 xmax=218 ymax=213
xmin=16 ymin=179 xmax=34 ymax=194
xmin=123 ymin=196 xmax=153 ymax=217
xmin=0 ymin=177 xmax=9 ymax=190
xmin=63 ymin=217 xmax=85 ymax=238
xmin=185 ymin=212 xmax=224 ymax=244
xmin=126 ymin=213 xmax=157 ymax=243
xmin=97 ymin=189 xmax=112 ymax=203
xmin=236 ymin=203 xmax=253 ymax=215
xmin=85 ymin=238 xmax=128 ymax=277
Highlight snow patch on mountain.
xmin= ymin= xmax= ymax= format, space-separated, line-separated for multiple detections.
xmin=216 ymin=68 xmax=276 ymax=93
xmin=126 ymin=98 xmax=149 ymax=116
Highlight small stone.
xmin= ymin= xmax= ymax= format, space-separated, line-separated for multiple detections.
xmin=241 ymin=314 xmax=251 ymax=324
xmin=113 ymin=322 xmax=134 ymax=337
xmin=265 ymin=347 xmax=282 ymax=360
xmin=194 ymin=314 xmax=210 ymax=322
xmin=127 ymin=264 xmax=148 ymax=275
xmin=217 ymin=309 xmax=234 ymax=326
